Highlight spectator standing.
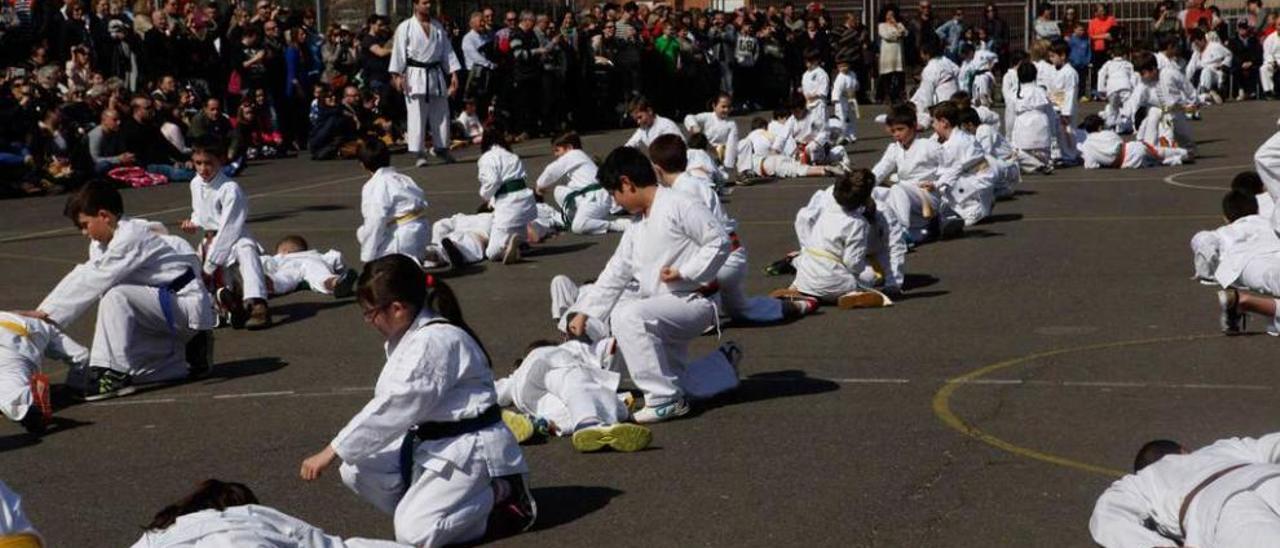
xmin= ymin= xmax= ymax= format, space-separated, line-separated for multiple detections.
xmin=460 ymin=12 xmax=495 ymax=115
xmin=1230 ymin=21 xmax=1262 ymax=100
xmin=982 ymin=3 xmax=1009 ymax=67
xmin=935 ymin=9 xmax=964 ymax=62
xmin=1152 ymin=2 xmax=1183 ymax=51
xmin=878 ymin=5 xmax=907 ymax=104
xmin=1088 ymin=5 xmax=1117 ymax=95
xmin=707 ymin=11 xmax=736 ymax=95
xmin=1034 ymin=5 xmax=1061 ymax=42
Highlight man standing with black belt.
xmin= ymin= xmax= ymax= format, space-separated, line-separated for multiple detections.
xmin=1090 ymin=432 xmax=1280 ymax=546
xmin=390 ymin=0 xmax=461 ymax=167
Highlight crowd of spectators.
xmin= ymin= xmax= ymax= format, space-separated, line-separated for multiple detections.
xmin=0 ymin=0 xmax=1276 ymax=199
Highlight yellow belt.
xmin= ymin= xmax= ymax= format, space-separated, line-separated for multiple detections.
xmin=0 ymin=320 xmax=29 ymax=338
xmin=867 ymin=254 xmax=885 ymax=283
xmin=0 ymin=532 xmax=43 ymax=548
xmin=803 ymin=247 xmax=846 ymax=267
xmin=388 ymin=207 xmax=426 ymax=226
xmin=963 ymin=159 xmax=991 ymax=176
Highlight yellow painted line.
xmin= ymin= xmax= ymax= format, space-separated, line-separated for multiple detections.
xmin=931 ymin=333 xmax=1220 ymax=478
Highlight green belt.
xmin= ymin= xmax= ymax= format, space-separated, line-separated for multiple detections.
xmin=561 ymin=183 xmax=604 ymax=226
xmin=494 ymin=178 xmax=528 ymax=198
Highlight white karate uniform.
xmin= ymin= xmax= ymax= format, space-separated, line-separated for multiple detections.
xmin=1263 ymin=32 xmax=1280 ymax=94
xmin=830 ymin=71 xmax=859 ymax=142
xmin=1098 ymin=57 xmax=1137 ymax=133
xmin=548 ymin=275 xmax=624 ymax=343
xmin=969 ymin=50 xmax=999 ymax=107
xmin=1256 ymin=126 xmax=1280 ymax=234
xmin=429 ymin=212 xmax=493 ymax=266
xmin=936 ymin=129 xmax=997 ymax=226
xmin=358 ymin=167 xmax=430 ymax=264
xmin=495 ymin=340 xmax=627 ymax=433
xmin=1260 ymin=193 xmax=1277 ymax=221
xmin=912 ymin=56 xmax=960 ymax=112
xmin=333 ymin=310 xmax=527 ymax=547
xmin=38 ymin=217 xmax=215 ymax=383
xmin=1001 ymin=67 xmax=1019 ymax=139
xmin=262 ymin=249 xmax=345 ymax=295
xmin=796 ymin=186 xmax=905 ymax=292
xmin=1047 ymin=63 xmax=1080 ymax=163
xmin=1187 ymin=40 xmax=1232 ymax=99
xmin=129 ymin=504 xmax=406 ymax=548
xmin=477 ymin=146 xmax=536 ymax=260
xmin=0 ymin=312 xmax=87 ymax=422
xmin=576 ymin=187 xmax=735 ymax=407
xmin=1090 ymin=432 xmax=1280 ymax=548
xmin=623 ymin=115 xmax=684 ymax=149
xmin=1010 ymin=83 xmax=1055 ymax=173
xmin=801 ymin=66 xmax=830 ymax=124
xmin=535 ymin=149 xmax=616 ymax=235
xmin=455 ymin=111 xmax=483 ymax=141
xmin=973 ymin=112 xmax=1021 ymax=197
xmin=790 ymin=112 xmax=843 ymax=166
xmin=871 ymin=137 xmax=942 ymax=241
xmin=0 ymin=480 xmax=38 ymax=540
xmin=683 ymin=112 xmax=740 ymax=170
xmin=1080 ymin=130 xmax=1188 ymax=169
xmin=190 ymin=172 xmax=267 ymax=302
xmin=671 ymin=172 xmax=782 ymax=324
xmin=389 ymin=17 xmax=461 ymax=154
xmin=1190 ymin=215 xmax=1280 ymax=298
xmin=1156 ymin=64 xmax=1198 ymax=151
xmin=686 ymin=148 xmax=729 ymax=188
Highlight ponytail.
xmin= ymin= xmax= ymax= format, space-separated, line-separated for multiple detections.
xmin=146 ymin=479 xmax=258 ymax=531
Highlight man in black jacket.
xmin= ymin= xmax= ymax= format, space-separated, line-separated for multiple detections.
xmin=1230 ymin=21 xmax=1263 ymax=100
xmin=120 ymin=95 xmax=194 ymax=181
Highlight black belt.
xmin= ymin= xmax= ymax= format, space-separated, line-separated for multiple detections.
xmin=411 ymin=405 xmax=502 ymax=441
xmin=405 ymin=58 xmax=442 ymax=70
xmin=167 ymin=269 xmax=196 ymax=292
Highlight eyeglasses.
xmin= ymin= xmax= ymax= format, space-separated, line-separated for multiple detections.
xmin=362 ymin=304 xmax=387 ymax=322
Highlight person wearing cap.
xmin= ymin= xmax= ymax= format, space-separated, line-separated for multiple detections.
xmin=1090 ymin=432 xmax=1280 ymax=547
xmin=1230 ymin=19 xmax=1263 ymax=101
xmin=103 ymin=18 xmax=140 ymax=91
xmin=390 ymin=0 xmax=461 ymax=167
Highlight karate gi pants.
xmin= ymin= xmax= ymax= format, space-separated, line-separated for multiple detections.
xmin=1137 ymin=107 xmax=1194 ymax=155
xmin=486 ymin=194 xmax=536 ymax=261
xmin=501 ymin=366 xmax=626 ymax=433
xmin=549 ymin=276 xmax=614 ymax=342
xmin=90 ymin=285 xmax=204 ymax=383
xmin=1013 ymin=148 xmax=1053 ymax=174
xmin=609 ymin=294 xmax=735 ymax=407
xmin=553 ymin=186 xmax=615 ymax=235
xmin=405 ymin=93 xmax=450 ymax=154
xmin=431 ymin=219 xmax=486 ymax=266
xmin=758 ymin=155 xmax=811 ymax=178
xmin=1104 ymin=91 xmax=1133 ymax=133
xmin=833 ymin=101 xmax=857 ymax=142
xmin=204 ymin=236 xmax=269 ymax=302
xmin=1190 ymin=230 xmax=1220 ymax=281
xmin=873 ymin=185 xmax=938 ymax=241
xmin=716 ymin=247 xmax=784 ymax=323
xmin=339 ymin=433 xmax=508 ymax=547
xmin=805 ymin=141 xmax=846 ymax=166
xmin=363 ymin=219 xmax=432 ymax=265
xmin=1265 ymin=63 xmax=1279 ymax=94
xmin=268 ymin=257 xmax=335 ymax=295
xmin=1198 ymin=67 xmax=1226 ymax=95
xmin=942 ymin=177 xmax=995 ymax=226
xmin=0 ymin=349 xmax=34 ymax=422
xmin=972 ymin=73 xmax=995 ymax=107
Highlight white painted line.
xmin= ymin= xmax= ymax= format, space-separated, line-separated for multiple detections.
xmin=1061 ymin=380 xmax=1148 ymax=388
xmin=1169 ymin=382 xmax=1272 ymax=391
xmin=91 ymin=398 xmax=179 ymax=406
xmin=955 ymin=379 xmax=1024 ymax=385
xmin=825 ymin=377 xmax=912 ymax=384
xmin=212 ymin=390 xmax=296 ymax=399
xmin=1163 ymin=163 xmax=1250 ymax=191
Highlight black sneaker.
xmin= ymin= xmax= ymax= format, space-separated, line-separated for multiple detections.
xmin=19 ymin=409 xmax=46 ymax=435
xmin=763 ymin=256 xmax=797 ymax=277
xmin=441 ymin=238 xmax=466 ymax=270
xmin=186 ymin=330 xmax=214 ymax=379
xmin=81 ymin=367 xmax=135 ymax=402
xmin=332 ymin=268 xmax=358 ymax=299
xmin=216 ymin=287 xmax=248 ymax=329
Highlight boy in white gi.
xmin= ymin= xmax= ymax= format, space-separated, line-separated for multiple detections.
xmin=1232 ymin=171 xmax=1275 ymax=222
xmin=262 ymin=235 xmax=357 ymax=298
xmin=1078 ymin=114 xmax=1188 ymax=169
xmin=1186 ymin=29 xmax=1232 ymax=105
xmin=735 ymin=118 xmax=837 ymax=181
xmin=496 ymin=339 xmax=651 ymax=453
xmin=390 ymin=0 xmax=462 ymax=168
xmin=425 ymin=210 xmax=494 ymax=269
xmin=799 ymin=50 xmax=830 ymax=129
xmin=623 ymin=98 xmax=683 ymax=149
xmin=954 ymin=99 xmax=1020 ymax=199
xmin=785 ymin=169 xmax=897 ymax=308
xmin=0 ymin=480 xmax=39 ymax=543
xmin=686 ymin=133 xmax=731 ymax=191
xmin=300 ymin=256 xmax=535 ymax=547
xmin=870 ymin=105 xmax=947 ymax=243
xmin=534 ymin=132 xmax=627 ymax=235
xmin=1191 ymin=191 xmax=1280 ymax=335
xmin=356 ymin=139 xmax=431 ymax=265
xmin=1263 ymin=29 xmax=1280 ymax=99
xmin=830 ymin=58 xmax=859 ymax=145
xmin=477 ymin=128 xmax=536 ymax=264
xmin=783 ymin=101 xmax=845 ymax=167
xmin=0 ymin=311 xmax=87 ymax=434
xmin=1046 ymin=42 xmax=1081 ymax=166
xmin=649 ymin=135 xmax=817 ymax=323
xmin=566 ymin=146 xmax=740 ymax=424
xmin=453 ymin=99 xmax=484 ymax=147
xmin=1009 ymin=62 xmax=1055 ymax=175
xmin=931 ymin=102 xmax=996 ymax=227
xmin=912 ymin=41 xmax=960 ymax=114
xmin=181 ymin=142 xmax=271 ymax=330
xmin=1096 ymin=44 xmax=1137 ymax=134
xmin=134 ymin=479 xmax=404 ymax=547
xmin=1090 ymin=433 xmax=1280 ymax=547
xmin=683 ymin=93 xmax=739 ymax=171
xmin=30 ymin=183 xmax=215 ymax=401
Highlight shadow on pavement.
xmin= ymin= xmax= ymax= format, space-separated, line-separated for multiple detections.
xmin=526 ymin=485 xmax=624 ymax=532
xmin=200 ymin=357 xmax=289 ymax=384
xmin=0 ymin=416 xmax=94 ymax=453
xmin=269 ymin=299 xmax=354 ymax=327
xmin=693 ymin=370 xmax=840 ymax=415
xmin=903 ymin=273 xmax=939 ymax=291
xmin=980 ymin=213 xmax=1023 ymax=224
xmin=527 ymin=241 xmax=596 ymax=258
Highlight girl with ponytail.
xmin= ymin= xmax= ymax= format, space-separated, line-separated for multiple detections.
xmin=682 ymin=92 xmax=739 ymax=173
xmin=299 ymin=254 xmax=535 ymax=547
xmin=1011 ymin=61 xmax=1056 ymax=175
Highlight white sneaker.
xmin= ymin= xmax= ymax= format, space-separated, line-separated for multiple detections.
xmin=632 ymin=398 xmax=690 ymax=424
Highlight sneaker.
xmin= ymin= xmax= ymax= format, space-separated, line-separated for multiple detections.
xmin=1210 ymin=90 xmax=1223 ymax=105
xmin=81 ymin=367 xmax=136 ymax=402
xmin=502 ymin=409 xmax=535 ymax=443
xmin=1219 ymin=289 xmax=1244 ymax=335
xmin=441 ymin=238 xmax=467 ymax=270
xmin=185 ymin=330 xmax=214 ymax=379
xmin=414 ymin=156 xmax=429 ymax=168
xmin=939 ymin=216 xmax=965 ymax=240
xmin=571 ymin=423 xmax=653 ymax=453
xmin=501 ymin=234 xmax=521 ymax=265
xmin=431 ymin=149 xmax=457 ymax=164
xmin=488 ymin=475 xmax=537 ymax=537
xmin=21 ymin=373 xmax=52 ymax=434
xmin=331 ymin=269 xmax=358 ymax=299
xmin=244 ymin=300 xmax=273 ymax=330
xmin=769 ymin=287 xmax=807 ymax=299
xmin=837 ymin=288 xmax=893 ymax=309
xmin=763 ymin=256 xmax=797 ymax=277
xmin=782 ymin=296 xmax=819 ymax=318
xmin=632 ymin=398 xmax=691 ymax=424
xmin=215 ymin=286 xmax=247 ymax=328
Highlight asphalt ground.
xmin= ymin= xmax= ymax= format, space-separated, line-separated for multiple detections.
xmin=1 ymin=101 xmax=1278 ymax=547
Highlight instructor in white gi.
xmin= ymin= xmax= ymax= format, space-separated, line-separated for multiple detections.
xmin=391 ymin=0 xmax=462 ymax=167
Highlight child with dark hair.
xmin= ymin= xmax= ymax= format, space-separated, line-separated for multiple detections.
xmin=800 ymin=49 xmax=831 ymax=133
xmin=870 ymin=103 xmax=944 ymax=243
xmin=1045 ymin=41 xmax=1081 ymax=166
xmin=1188 ymin=190 xmax=1280 ymax=334
xmin=28 ymin=182 xmax=215 ymax=400
xmin=300 ymin=254 xmax=535 ymax=545
xmin=1232 ymin=171 xmax=1274 ymax=219
xmin=1010 ymin=61 xmax=1055 ymax=174
xmin=734 ymin=116 xmax=840 ymax=181
xmin=259 ymin=235 xmax=357 ymax=299
xmin=931 ymin=102 xmax=996 ymax=228
xmin=782 ymin=170 xmax=895 ymax=308
xmin=912 ymin=39 xmax=960 ymax=113
xmin=477 ymin=125 xmax=537 ymax=264
xmin=684 ymin=132 xmax=730 ymax=190
xmin=1000 ymin=50 xmax=1029 ymax=139
xmin=534 ymin=132 xmax=628 ymax=235
xmin=830 ymin=57 xmax=860 ymax=145
xmin=1097 ymin=43 xmax=1136 ymax=133
xmin=623 ymin=97 xmax=684 ymax=149
xmin=567 ymin=146 xmax=738 ymax=423
xmin=683 ymin=93 xmax=739 ymax=172
xmin=356 ymin=138 xmax=431 ymax=265
xmin=1078 ymin=113 xmax=1189 ymax=169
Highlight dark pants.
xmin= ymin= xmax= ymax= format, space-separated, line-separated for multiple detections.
xmin=512 ymin=76 xmax=541 ymax=136
xmin=877 ymin=71 xmax=905 ymax=104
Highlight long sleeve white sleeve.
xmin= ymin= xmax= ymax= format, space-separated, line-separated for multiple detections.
xmin=203 ymin=185 xmax=250 ymax=274
xmin=358 ymin=183 xmax=390 ymax=263
xmin=1088 ymin=476 xmax=1172 ymax=548
xmin=535 ymin=153 xmax=572 ymax=191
